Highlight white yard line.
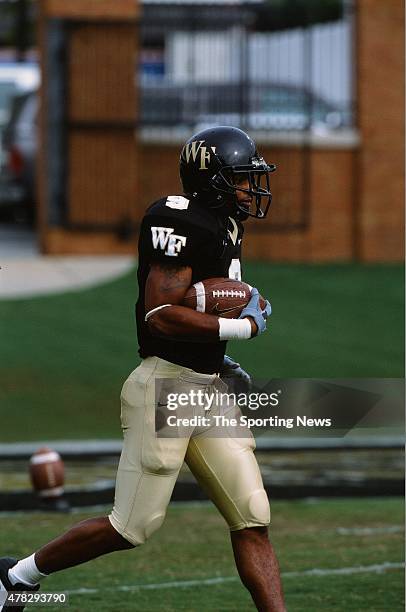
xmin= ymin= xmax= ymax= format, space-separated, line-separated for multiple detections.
xmin=336 ymin=526 xmax=404 ymax=536
xmin=282 ymin=562 xmax=404 ymax=578
xmin=66 ymin=562 xmax=405 ymax=596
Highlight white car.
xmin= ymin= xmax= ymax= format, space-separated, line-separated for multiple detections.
xmin=0 ymin=63 xmax=39 ymax=166
xmin=0 ymin=63 xmax=39 ymax=217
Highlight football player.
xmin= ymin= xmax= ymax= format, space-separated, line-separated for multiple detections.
xmin=0 ymin=126 xmax=285 ymax=612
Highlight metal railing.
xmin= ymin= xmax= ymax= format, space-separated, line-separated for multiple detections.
xmin=140 ymin=3 xmax=354 ymax=134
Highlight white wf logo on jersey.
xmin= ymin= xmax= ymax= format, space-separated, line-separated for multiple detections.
xmin=151 ymin=226 xmax=187 ymax=257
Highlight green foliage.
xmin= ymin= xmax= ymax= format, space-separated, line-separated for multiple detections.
xmin=256 ymin=0 xmax=344 ymax=31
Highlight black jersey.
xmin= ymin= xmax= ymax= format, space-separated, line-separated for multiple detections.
xmin=135 ymin=194 xmax=244 ymax=373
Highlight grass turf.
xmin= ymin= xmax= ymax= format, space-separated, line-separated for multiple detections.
xmin=0 ymin=263 xmax=404 ymax=441
xmin=0 ymin=498 xmax=404 ymax=611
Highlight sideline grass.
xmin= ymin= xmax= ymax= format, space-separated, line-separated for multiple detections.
xmin=0 ymin=263 xmax=403 ymax=441
xmin=0 ymin=498 xmax=404 ymax=611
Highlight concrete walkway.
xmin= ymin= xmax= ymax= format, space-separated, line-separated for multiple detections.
xmin=0 ymin=256 xmax=135 ymax=299
xmin=0 ymin=225 xmax=135 ymax=299
xmin=0 ymin=225 xmax=38 ymax=258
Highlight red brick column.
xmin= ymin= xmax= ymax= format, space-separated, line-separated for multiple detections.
xmin=357 ymin=0 xmax=404 ymax=261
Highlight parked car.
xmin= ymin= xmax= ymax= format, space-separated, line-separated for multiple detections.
xmin=0 ymin=89 xmax=38 ymax=222
xmin=0 ymin=63 xmax=39 ymax=222
xmin=140 ymin=81 xmax=350 ymax=131
xmin=0 ymin=63 xmax=39 ymax=158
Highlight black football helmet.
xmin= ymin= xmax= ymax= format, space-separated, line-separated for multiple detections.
xmin=179 ymin=126 xmax=276 ymax=220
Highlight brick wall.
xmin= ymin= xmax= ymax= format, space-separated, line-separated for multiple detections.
xmin=39 ymin=0 xmax=404 ymax=261
xmin=357 ymin=0 xmax=405 ymax=261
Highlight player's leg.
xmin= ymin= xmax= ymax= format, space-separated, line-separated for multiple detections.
xmin=185 ymin=432 xmax=285 ymax=612
xmin=108 ymin=358 xmax=190 ymax=545
xmin=33 ymin=517 xmax=133 ymax=574
xmin=230 ymin=526 xmax=285 ymax=612
xmin=2 ymin=358 xmax=189 ymax=589
xmin=1 ymin=518 xmax=132 ymax=609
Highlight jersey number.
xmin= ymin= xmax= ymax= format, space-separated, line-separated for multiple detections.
xmin=228 ymin=258 xmax=241 ymax=280
xmin=165 ymin=195 xmax=189 ymax=210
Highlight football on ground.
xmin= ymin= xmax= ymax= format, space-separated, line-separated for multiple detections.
xmin=182 ymin=277 xmax=265 ymax=318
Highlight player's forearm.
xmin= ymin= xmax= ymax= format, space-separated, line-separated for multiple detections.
xmin=147 ymin=305 xmax=256 ymax=342
xmin=148 ymin=305 xmax=220 ymax=342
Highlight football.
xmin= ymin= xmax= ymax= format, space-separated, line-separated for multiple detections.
xmin=182 ymin=277 xmax=266 ymax=318
xmin=29 ymin=447 xmax=65 ymax=498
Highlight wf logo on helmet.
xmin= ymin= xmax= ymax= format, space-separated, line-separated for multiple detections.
xmin=151 ymin=227 xmax=187 ymax=257
xmin=182 ymin=140 xmax=216 ymax=170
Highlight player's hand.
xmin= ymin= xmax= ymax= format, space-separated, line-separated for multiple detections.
xmin=239 ymin=288 xmax=271 ymax=337
xmin=219 ymin=355 xmax=252 ymax=394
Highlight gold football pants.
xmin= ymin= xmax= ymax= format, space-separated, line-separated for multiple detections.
xmin=109 ymin=357 xmax=270 ymax=545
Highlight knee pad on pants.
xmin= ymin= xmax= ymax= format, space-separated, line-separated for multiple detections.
xmin=231 ymin=488 xmax=271 ymax=531
xmin=109 ymin=510 xmax=166 ymax=546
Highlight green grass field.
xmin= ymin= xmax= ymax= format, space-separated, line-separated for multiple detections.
xmin=1 ymin=498 xmax=404 ymax=611
xmin=0 ymin=263 xmax=404 ymax=441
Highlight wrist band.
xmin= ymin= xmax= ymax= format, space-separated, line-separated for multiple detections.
xmin=218 ymin=317 xmax=252 ymax=340
xmin=145 ymin=304 xmax=172 ymax=322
